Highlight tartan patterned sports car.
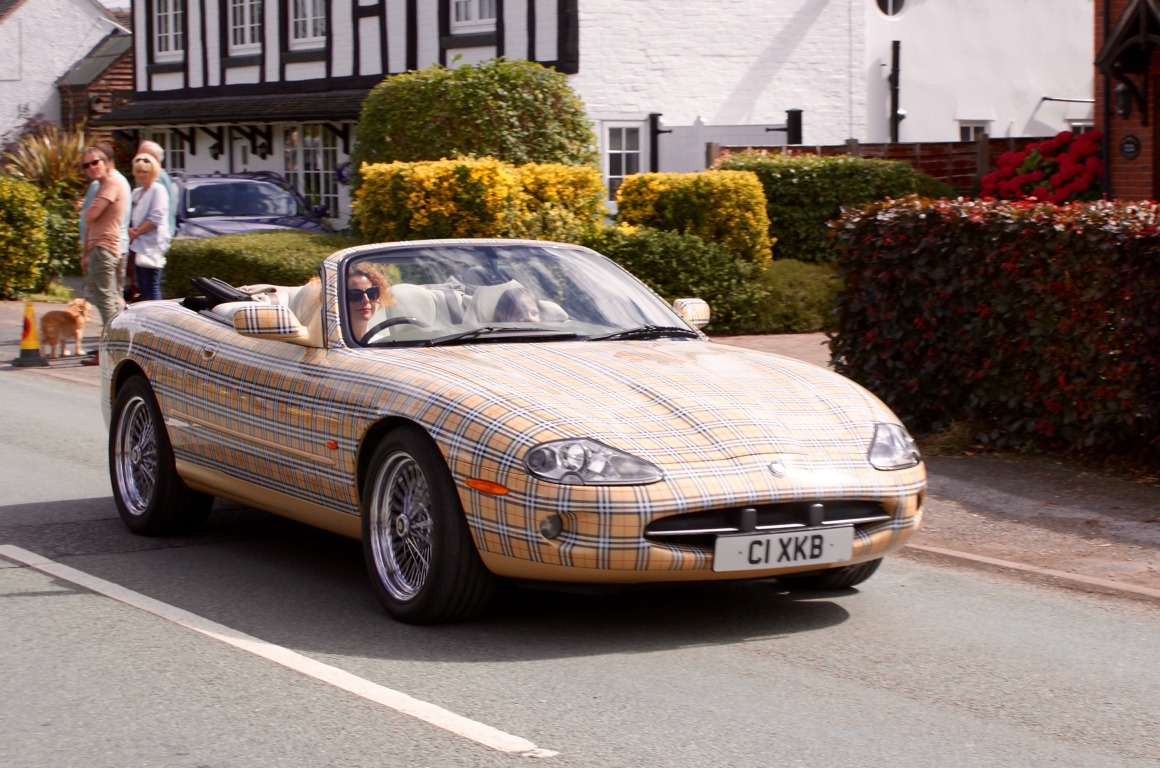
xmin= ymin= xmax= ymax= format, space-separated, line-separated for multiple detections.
xmin=100 ymin=239 xmax=925 ymax=624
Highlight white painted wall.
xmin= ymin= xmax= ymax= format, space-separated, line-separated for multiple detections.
xmin=864 ymin=0 xmax=1094 ymax=142
xmin=0 ymin=0 xmax=119 ymax=139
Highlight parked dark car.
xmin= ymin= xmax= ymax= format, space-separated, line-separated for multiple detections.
xmin=173 ymin=171 xmax=332 ymax=238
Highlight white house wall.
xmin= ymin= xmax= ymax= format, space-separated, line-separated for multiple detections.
xmin=572 ymin=0 xmax=867 ymax=169
xmin=864 ymin=0 xmax=1095 ymax=142
xmin=0 ymin=0 xmax=119 ymax=139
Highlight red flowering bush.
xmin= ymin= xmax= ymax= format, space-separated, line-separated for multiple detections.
xmin=980 ymin=130 xmax=1103 ymax=204
xmin=830 ymin=196 xmax=1160 ymax=455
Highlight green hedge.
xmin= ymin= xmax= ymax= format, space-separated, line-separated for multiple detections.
xmin=164 ymin=231 xmax=362 ymax=297
xmin=0 ymin=175 xmax=48 ymax=298
xmin=580 ymin=226 xmax=766 ymax=334
xmin=615 ymin=170 xmax=772 ymax=265
xmin=718 ymin=152 xmax=954 ymax=264
xmin=831 ymin=196 xmax=1160 ymax=454
xmin=351 ymin=58 xmax=598 ymax=176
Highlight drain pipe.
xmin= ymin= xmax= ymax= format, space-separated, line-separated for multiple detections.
xmin=1101 ymin=1 xmax=1112 ymax=199
xmin=889 ymin=40 xmax=904 ymax=143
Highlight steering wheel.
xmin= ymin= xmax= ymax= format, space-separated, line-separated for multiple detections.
xmin=359 ymin=316 xmax=431 ymax=344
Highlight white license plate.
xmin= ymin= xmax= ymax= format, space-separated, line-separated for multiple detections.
xmin=713 ymin=527 xmax=854 ymax=572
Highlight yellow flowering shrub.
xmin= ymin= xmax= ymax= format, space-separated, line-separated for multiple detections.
xmin=0 ymin=176 xmax=47 ymax=298
xmin=510 ymin=163 xmax=606 ymax=241
xmin=616 ymin=170 xmax=773 ymax=265
xmin=356 ymin=158 xmax=607 ymax=243
xmin=355 ymin=157 xmax=521 ymax=242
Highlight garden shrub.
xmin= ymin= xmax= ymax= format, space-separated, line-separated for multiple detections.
xmin=580 ymin=226 xmax=766 ymax=334
xmin=980 ymin=130 xmax=1103 ymax=203
xmin=37 ymin=197 xmax=81 ymax=292
xmin=351 ymin=58 xmax=598 ymax=181
xmin=510 ymin=163 xmax=606 ymax=242
xmin=718 ymin=152 xmax=951 ymax=264
xmin=753 ymin=259 xmax=841 ymax=334
xmin=164 ymin=231 xmax=362 ymax=297
xmin=831 ymin=196 xmax=1160 ymax=455
xmin=0 ymin=175 xmax=49 ymax=298
xmin=615 ymin=170 xmax=772 ymax=265
xmin=354 ymin=157 xmax=521 ymax=242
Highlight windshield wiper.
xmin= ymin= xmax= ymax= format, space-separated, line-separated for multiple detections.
xmin=424 ymin=326 xmax=580 ymax=347
xmin=587 ymin=325 xmax=701 ymax=341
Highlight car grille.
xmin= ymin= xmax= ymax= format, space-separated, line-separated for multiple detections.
xmin=643 ymin=501 xmax=891 ymax=548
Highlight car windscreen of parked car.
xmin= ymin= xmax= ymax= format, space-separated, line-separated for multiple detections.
xmin=185 ymin=179 xmax=303 ymax=218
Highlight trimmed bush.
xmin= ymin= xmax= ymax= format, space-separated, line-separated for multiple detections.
xmin=510 ymin=163 xmax=606 ymax=242
xmin=351 ymin=59 xmax=598 ymax=178
xmin=355 ymin=158 xmax=607 ymax=243
xmin=718 ymin=152 xmax=952 ymax=263
xmin=753 ymin=259 xmax=841 ymax=333
xmin=39 ymin=197 xmax=81 ymax=292
xmin=354 ymin=157 xmax=521 ymax=242
xmin=164 ymin=231 xmax=362 ymax=297
xmin=0 ymin=175 xmax=48 ymax=298
xmin=831 ymin=196 xmax=1160 ymax=454
xmin=615 ymin=170 xmax=772 ymax=265
xmin=580 ymin=226 xmax=766 ymax=334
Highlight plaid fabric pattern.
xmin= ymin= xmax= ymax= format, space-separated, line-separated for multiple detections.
xmin=100 ymin=246 xmax=925 ymax=580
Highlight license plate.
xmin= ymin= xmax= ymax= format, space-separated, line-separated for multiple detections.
xmin=713 ymin=527 xmax=854 ymax=572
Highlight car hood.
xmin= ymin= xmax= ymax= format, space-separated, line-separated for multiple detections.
xmin=355 ymin=339 xmax=899 ymax=466
xmin=175 ymin=216 xmax=329 ymax=238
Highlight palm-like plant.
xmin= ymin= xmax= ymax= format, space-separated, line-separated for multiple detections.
xmin=0 ymin=122 xmax=89 ymax=202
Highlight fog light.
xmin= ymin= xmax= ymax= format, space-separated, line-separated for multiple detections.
xmin=539 ymin=514 xmax=564 ymax=539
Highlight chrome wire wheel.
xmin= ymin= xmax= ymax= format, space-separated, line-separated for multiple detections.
xmin=108 ymin=376 xmax=212 ymax=535
xmin=369 ymin=450 xmax=435 ymax=602
xmin=113 ymin=394 xmax=159 ymax=518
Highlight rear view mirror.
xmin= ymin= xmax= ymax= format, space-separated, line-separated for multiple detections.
xmin=673 ymin=298 xmax=710 ymax=329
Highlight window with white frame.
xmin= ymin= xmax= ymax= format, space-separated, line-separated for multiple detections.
xmin=1068 ymin=121 xmax=1095 ymax=135
xmin=147 ymin=130 xmax=186 ymax=174
xmin=283 ymin=124 xmax=339 ymax=217
xmin=154 ymin=0 xmax=185 ymax=61
xmin=290 ymin=0 xmax=326 ymax=49
xmin=958 ymin=122 xmax=990 ymax=142
xmin=606 ymin=126 xmax=641 ymax=199
xmin=229 ymin=0 xmax=263 ymax=54
xmin=451 ymin=0 xmax=497 ymax=34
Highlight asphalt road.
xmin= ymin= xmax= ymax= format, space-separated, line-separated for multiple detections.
xmin=3 ymin=302 xmax=1160 ymax=766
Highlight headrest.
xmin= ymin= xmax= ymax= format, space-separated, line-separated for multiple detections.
xmin=468 ymin=280 xmax=523 ymax=323
xmin=287 ymin=279 xmax=324 ymax=347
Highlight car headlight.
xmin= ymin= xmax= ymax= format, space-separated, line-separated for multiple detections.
xmin=524 ymin=439 xmax=663 ymax=485
xmin=868 ymin=423 xmax=922 ymax=470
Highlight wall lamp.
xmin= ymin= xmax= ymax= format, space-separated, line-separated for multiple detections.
xmin=1114 ymin=83 xmax=1133 ymax=118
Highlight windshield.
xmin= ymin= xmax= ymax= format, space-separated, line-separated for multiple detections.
xmin=184 ymin=180 xmax=303 ymax=218
xmin=341 ymin=242 xmax=697 ymax=347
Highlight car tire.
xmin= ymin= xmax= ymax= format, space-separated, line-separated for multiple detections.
xmin=776 ymin=558 xmax=883 ymax=591
xmin=362 ymin=425 xmax=496 ymax=624
xmin=109 ymin=375 xmax=213 ymax=535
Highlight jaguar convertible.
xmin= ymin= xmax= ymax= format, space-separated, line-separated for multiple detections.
xmin=99 ymin=239 xmax=925 ymax=624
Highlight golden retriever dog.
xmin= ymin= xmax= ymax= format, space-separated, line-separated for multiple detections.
xmin=40 ymin=298 xmax=92 ymax=358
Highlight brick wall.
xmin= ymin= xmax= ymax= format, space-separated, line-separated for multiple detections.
xmin=709 ymin=137 xmax=1052 ymax=194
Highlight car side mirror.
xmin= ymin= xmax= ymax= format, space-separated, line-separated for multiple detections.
xmin=233 ymin=303 xmax=315 ymax=346
xmin=312 ymin=204 xmax=328 ymax=217
xmin=673 ymin=298 xmax=710 ymax=329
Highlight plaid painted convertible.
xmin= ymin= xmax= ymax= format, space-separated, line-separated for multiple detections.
xmin=100 ymin=239 xmax=926 ymax=624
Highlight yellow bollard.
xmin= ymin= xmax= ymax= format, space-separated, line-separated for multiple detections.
xmin=12 ymin=300 xmax=48 ymax=367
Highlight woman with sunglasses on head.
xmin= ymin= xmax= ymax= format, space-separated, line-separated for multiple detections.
xmin=347 ymin=264 xmax=394 ymax=342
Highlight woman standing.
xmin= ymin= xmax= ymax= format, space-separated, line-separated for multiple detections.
xmin=127 ymin=153 xmax=171 ymax=301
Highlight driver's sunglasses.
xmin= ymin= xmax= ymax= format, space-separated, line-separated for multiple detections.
xmin=346 ymin=286 xmax=381 ymax=302
xmin=82 ymin=158 xmax=104 ymax=169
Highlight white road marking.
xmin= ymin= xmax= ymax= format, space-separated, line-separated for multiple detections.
xmin=908 ymin=544 xmax=1160 ymax=600
xmin=0 ymin=544 xmax=559 ymax=759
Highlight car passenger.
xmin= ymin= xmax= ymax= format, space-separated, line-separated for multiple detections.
xmin=493 ymin=286 xmax=541 ymax=323
xmin=347 ymin=264 xmax=395 ymax=341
